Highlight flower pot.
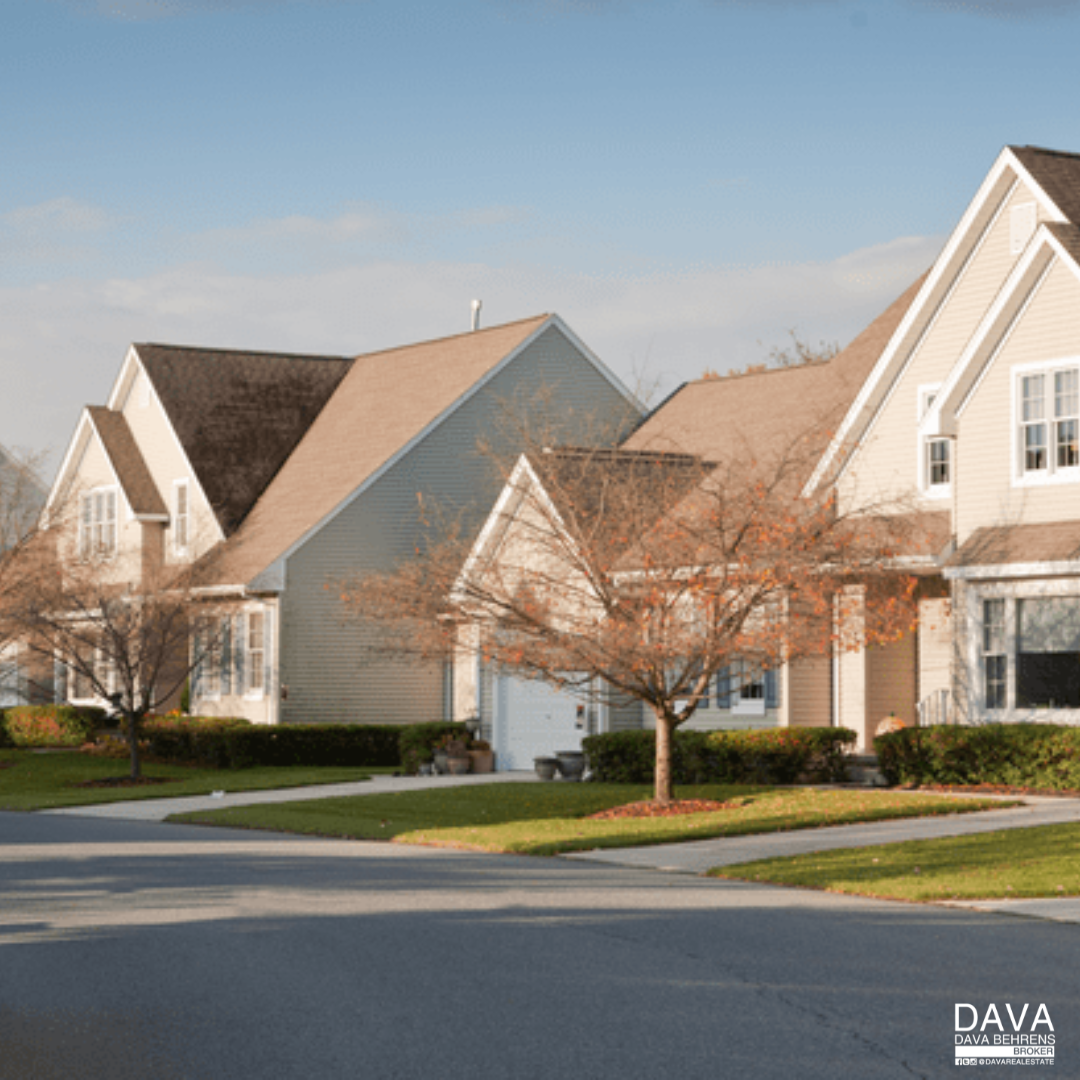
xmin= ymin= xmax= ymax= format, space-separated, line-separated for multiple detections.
xmin=446 ymin=755 xmax=471 ymax=776
xmin=534 ymin=756 xmax=558 ymax=781
xmin=433 ymin=750 xmax=449 ymax=775
xmin=555 ymin=751 xmax=586 ymax=782
xmin=468 ymin=748 xmax=495 ymax=774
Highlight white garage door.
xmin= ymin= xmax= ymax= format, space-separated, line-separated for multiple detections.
xmin=493 ymin=675 xmax=588 ymax=771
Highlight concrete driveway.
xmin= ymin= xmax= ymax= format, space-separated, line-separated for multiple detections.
xmin=2 ymin=811 xmax=1079 ymax=1079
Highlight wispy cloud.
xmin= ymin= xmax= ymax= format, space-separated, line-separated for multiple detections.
xmin=0 ymin=198 xmax=117 ymax=267
xmin=0 ymin=231 xmax=941 ymax=468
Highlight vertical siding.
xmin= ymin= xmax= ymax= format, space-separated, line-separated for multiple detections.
xmin=279 ymin=325 xmax=636 ymax=726
xmin=841 ymin=180 xmax=1045 ymax=511
xmin=955 ymin=260 xmax=1080 ymax=542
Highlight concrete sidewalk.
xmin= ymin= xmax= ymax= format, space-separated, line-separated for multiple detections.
xmin=563 ymin=793 xmax=1080 ymax=923
xmin=41 ymin=769 xmax=540 ymax=822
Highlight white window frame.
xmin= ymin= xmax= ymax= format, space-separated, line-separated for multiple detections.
xmin=1013 ymin=360 xmax=1080 ymax=487
xmin=917 ymin=384 xmax=952 ymax=499
xmin=730 ymin=658 xmax=766 ymax=716
xmin=173 ymin=479 xmax=190 ymax=556
xmin=78 ymin=487 xmax=119 ymax=559
xmin=244 ymin=609 xmax=266 ymax=698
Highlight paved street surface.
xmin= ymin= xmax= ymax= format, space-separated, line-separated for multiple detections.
xmin=2 ymin=811 xmax=1079 ymax=1080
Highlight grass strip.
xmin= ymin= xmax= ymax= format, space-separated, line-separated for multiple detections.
xmin=0 ymin=749 xmax=384 ymax=810
xmin=172 ymin=783 xmax=1014 ymax=856
xmin=710 ymin=822 xmax=1080 ymax=901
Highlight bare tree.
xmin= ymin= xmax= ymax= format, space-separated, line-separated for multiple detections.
xmin=341 ymin=421 xmax=925 ymax=803
xmin=0 ymin=498 xmax=222 ymax=779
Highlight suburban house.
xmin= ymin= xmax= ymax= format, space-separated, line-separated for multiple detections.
xmin=810 ymin=144 xmax=1080 ymax=733
xmin=459 ymin=144 xmax=1080 ymax=764
xmin=41 ymin=314 xmax=638 ymax=725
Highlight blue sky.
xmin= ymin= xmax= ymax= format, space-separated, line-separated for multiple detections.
xmin=4 ymin=0 xmax=1080 ymax=470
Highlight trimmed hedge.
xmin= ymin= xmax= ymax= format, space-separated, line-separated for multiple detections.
xmin=145 ymin=721 xmax=403 ymax=770
xmin=2 ymin=704 xmax=108 ymax=748
xmin=582 ymin=727 xmax=856 ymax=786
xmin=398 ymin=722 xmax=470 ymax=775
xmin=875 ymin=723 xmax=1080 ymax=790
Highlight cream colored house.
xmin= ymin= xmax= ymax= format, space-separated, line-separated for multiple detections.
xmin=43 ymin=315 xmax=637 ymax=725
xmin=810 ymin=144 xmax=1080 ymax=740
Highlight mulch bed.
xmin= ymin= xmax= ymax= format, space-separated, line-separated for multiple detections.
xmin=587 ymin=798 xmax=744 ymax=820
xmin=914 ymin=783 xmax=1080 ymax=799
xmin=71 ymin=777 xmax=177 ymax=789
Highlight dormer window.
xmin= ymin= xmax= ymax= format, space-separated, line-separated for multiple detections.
xmin=78 ymin=488 xmax=117 ymax=558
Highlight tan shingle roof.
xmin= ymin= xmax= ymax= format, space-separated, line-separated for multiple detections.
xmin=950 ymin=521 xmax=1080 ymax=570
xmin=623 ymin=274 xmax=927 ymax=484
xmin=197 ymin=314 xmax=552 ymax=587
xmin=87 ymin=406 xmax=167 ymax=518
xmin=137 ymin=344 xmax=354 ymax=535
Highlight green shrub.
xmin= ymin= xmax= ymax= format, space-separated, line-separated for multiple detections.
xmin=582 ymin=726 xmax=856 ymax=786
xmin=3 ymin=704 xmax=104 ymax=748
xmin=145 ymin=721 xmax=403 ymax=770
xmin=398 ymin=722 xmax=470 ymax=775
xmin=875 ymin=723 xmax=1080 ymax=790
xmin=0 ymin=710 xmax=9 ymax=748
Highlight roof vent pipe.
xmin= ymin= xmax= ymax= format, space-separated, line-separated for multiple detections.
xmin=471 ymin=299 xmax=482 ymax=331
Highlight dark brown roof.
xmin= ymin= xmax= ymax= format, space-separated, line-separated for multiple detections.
xmin=136 ymin=344 xmax=354 ymax=536
xmin=87 ymin=406 xmax=167 ymax=517
xmin=1011 ymin=146 xmax=1080 ymax=224
xmin=1046 ymin=221 xmax=1080 ymax=266
xmin=950 ymin=521 xmax=1080 ymax=570
xmin=195 ymin=315 xmax=553 ymax=586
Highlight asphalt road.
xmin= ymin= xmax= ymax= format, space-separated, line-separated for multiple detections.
xmin=1 ymin=811 xmax=1077 ymax=1080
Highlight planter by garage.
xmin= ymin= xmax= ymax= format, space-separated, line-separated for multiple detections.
xmin=534 ymin=756 xmax=558 ymax=781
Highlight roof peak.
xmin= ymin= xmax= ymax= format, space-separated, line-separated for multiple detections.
xmin=351 ymin=313 xmax=552 ymax=362
xmin=1011 ymin=144 xmax=1080 ymax=162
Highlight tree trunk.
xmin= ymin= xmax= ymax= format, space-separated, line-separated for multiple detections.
xmin=654 ymin=710 xmax=676 ymax=805
xmin=126 ymin=711 xmax=142 ymax=780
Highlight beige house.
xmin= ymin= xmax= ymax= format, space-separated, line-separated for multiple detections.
xmin=810 ymin=144 xmax=1080 ymax=739
xmin=43 ymin=314 xmax=637 ymax=725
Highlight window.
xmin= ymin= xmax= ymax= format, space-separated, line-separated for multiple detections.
xmin=79 ymin=488 xmax=118 ymax=558
xmin=983 ymin=599 xmax=1006 ymax=710
xmin=246 ymin=611 xmax=265 ymax=695
xmin=927 ymin=438 xmax=951 ymax=488
xmin=173 ymin=481 xmax=190 ymax=553
xmin=717 ymin=659 xmax=774 ymax=716
xmin=1016 ymin=597 xmax=1080 ymax=709
xmin=1017 ymin=366 xmax=1080 ymax=479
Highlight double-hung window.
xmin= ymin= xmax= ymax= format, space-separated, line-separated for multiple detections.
xmin=79 ymin=488 xmax=118 ymax=558
xmin=919 ymin=386 xmax=950 ymax=494
xmin=1018 ymin=365 xmax=1080 ymax=479
xmin=246 ymin=611 xmax=265 ymax=695
xmin=982 ymin=599 xmax=1006 ymax=710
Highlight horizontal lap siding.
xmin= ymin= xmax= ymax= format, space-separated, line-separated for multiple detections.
xmin=956 ymin=261 xmax=1080 ymax=542
xmin=121 ymin=365 xmax=218 ymax=564
xmin=787 ymin=657 xmax=832 ymax=728
xmin=842 ymin=181 xmax=1043 ymax=511
xmin=279 ymin=327 xmax=635 ymax=726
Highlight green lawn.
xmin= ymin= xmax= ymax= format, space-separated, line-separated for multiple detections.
xmin=0 ymin=748 xmax=386 ymax=810
xmin=710 ymin=823 xmax=1080 ymax=901
xmin=171 ymin=782 xmax=1015 ymax=856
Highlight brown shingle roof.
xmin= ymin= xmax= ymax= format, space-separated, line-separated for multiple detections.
xmin=87 ymin=406 xmax=167 ymax=518
xmin=622 ymin=274 xmax=928 ymax=485
xmin=949 ymin=521 xmax=1080 ymax=570
xmin=137 ymin=344 xmax=354 ymax=536
xmin=1011 ymin=145 xmax=1080 ymax=224
xmin=197 ymin=314 xmax=552 ymax=587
